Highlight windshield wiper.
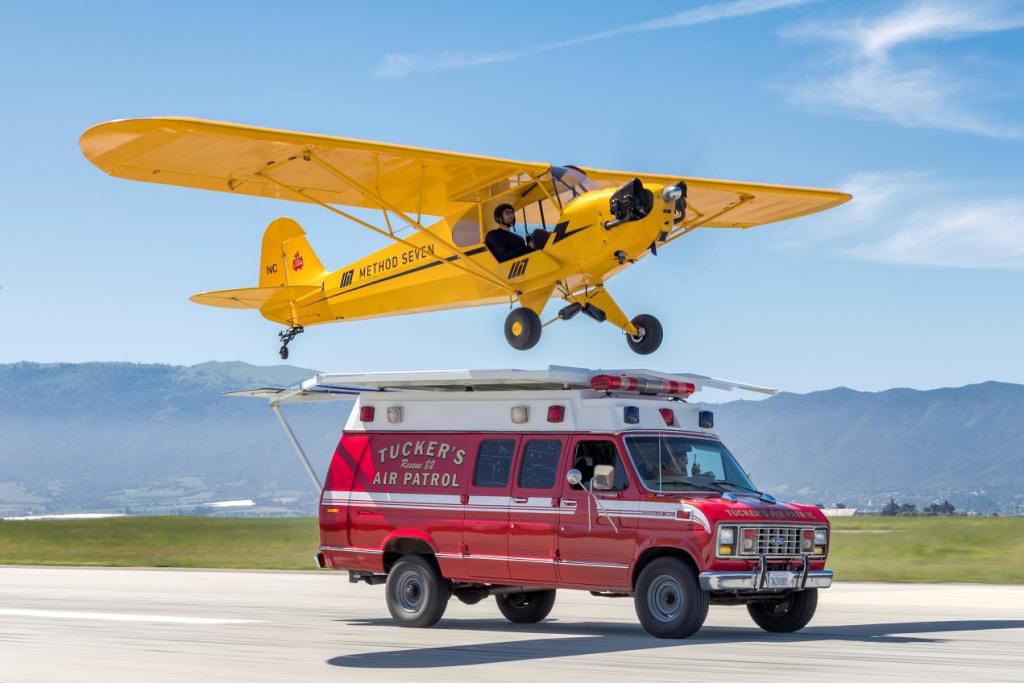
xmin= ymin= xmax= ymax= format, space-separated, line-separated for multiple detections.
xmin=707 ymin=479 xmax=763 ymax=495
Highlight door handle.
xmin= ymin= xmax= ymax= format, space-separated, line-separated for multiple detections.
xmin=511 ymin=497 xmax=529 ymax=504
xmin=561 ymin=500 xmax=578 ymax=508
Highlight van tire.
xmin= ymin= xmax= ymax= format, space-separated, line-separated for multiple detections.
xmin=496 ymin=590 xmax=556 ymax=623
xmin=633 ymin=558 xmax=709 ymax=638
xmin=747 ymin=589 xmax=818 ymax=633
xmin=385 ymin=555 xmax=449 ymax=628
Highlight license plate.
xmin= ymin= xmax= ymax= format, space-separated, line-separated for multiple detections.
xmin=767 ymin=571 xmax=794 ymax=589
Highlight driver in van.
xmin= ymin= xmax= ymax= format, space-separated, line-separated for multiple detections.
xmin=485 ymin=203 xmax=550 ymax=263
xmin=661 ymin=442 xmax=690 ymax=478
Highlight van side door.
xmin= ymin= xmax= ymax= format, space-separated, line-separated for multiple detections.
xmin=555 ymin=436 xmax=638 ymax=590
xmin=507 ymin=436 xmax=567 ymax=584
xmin=463 ymin=436 xmax=521 ymax=580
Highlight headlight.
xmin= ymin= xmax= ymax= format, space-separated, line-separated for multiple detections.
xmin=814 ymin=529 xmax=828 ymax=545
xmin=717 ymin=525 xmax=736 ymax=556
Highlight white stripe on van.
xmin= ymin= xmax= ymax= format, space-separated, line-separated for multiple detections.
xmin=320 ymin=490 xmax=710 ymax=530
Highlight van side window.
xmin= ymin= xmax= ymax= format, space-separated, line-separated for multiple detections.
xmin=473 ymin=439 xmax=516 ymax=487
xmin=570 ymin=440 xmax=629 ymax=491
xmin=517 ymin=440 xmax=562 ymax=489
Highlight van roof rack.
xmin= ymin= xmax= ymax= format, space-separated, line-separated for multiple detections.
xmin=226 ymin=365 xmax=775 ymax=405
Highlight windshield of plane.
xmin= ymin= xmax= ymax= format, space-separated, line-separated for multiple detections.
xmin=512 ymin=166 xmax=598 ymax=229
xmin=624 ymin=435 xmax=759 ymax=494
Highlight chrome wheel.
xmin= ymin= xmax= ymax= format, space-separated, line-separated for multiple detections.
xmin=648 ymin=575 xmax=685 ymax=622
xmin=394 ymin=570 xmax=424 ymax=613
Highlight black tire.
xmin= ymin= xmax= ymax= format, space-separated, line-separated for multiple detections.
xmin=504 ymin=308 xmax=542 ymax=350
xmin=626 ymin=314 xmax=663 ymax=355
xmin=279 ymin=346 xmax=289 ymax=360
xmin=385 ymin=555 xmax=449 ymax=628
xmin=633 ymin=558 xmax=709 ymax=638
xmin=746 ymin=589 xmax=818 ymax=633
xmin=496 ymin=590 xmax=556 ymax=624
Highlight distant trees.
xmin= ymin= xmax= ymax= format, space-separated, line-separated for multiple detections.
xmin=880 ymin=497 xmax=956 ymax=516
xmin=924 ymin=500 xmax=956 ymax=516
xmin=881 ymin=497 xmax=918 ymax=516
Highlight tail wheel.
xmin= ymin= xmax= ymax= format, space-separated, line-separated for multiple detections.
xmin=496 ymin=590 xmax=556 ymax=623
xmin=747 ymin=589 xmax=818 ymax=633
xmin=384 ymin=555 xmax=450 ymax=628
xmin=626 ymin=314 xmax=663 ymax=355
xmin=504 ymin=308 xmax=542 ymax=350
xmin=633 ymin=558 xmax=709 ymax=638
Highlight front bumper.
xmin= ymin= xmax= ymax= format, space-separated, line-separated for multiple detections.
xmin=700 ymin=569 xmax=833 ymax=591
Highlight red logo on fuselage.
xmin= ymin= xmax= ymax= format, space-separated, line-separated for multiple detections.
xmin=292 ymin=252 xmax=304 ymax=271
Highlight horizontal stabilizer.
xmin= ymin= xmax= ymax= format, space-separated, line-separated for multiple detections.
xmin=190 ymin=285 xmax=319 ymax=310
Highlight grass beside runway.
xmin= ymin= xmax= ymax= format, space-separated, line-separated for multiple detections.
xmin=0 ymin=516 xmax=319 ymax=570
xmin=827 ymin=516 xmax=1024 ymax=584
xmin=1 ymin=516 xmax=1022 ymax=582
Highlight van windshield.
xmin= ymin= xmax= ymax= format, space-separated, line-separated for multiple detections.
xmin=623 ymin=435 xmax=758 ymax=494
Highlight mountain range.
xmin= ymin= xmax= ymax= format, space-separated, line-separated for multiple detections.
xmin=1 ymin=362 xmax=1020 ymax=516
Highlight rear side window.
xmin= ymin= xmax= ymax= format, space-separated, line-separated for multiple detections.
xmin=473 ymin=439 xmax=516 ymax=487
xmin=517 ymin=440 xmax=562 ymax=489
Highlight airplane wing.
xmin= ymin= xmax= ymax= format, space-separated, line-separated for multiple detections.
xmin=81 ymin=117 xmax=550 ymax=218
xmin=579 ymin=168 xmax=850 ymax=229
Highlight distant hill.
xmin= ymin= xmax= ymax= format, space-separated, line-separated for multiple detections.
xmin=1 ymin=362 xmax=1021 ymax=515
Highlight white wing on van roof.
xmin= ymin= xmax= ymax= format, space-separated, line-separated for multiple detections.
xmin=226 ymin=366 xmax=775 ymax=404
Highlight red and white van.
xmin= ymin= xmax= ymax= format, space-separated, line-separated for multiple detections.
xmin=246 ymin=367 xmax=832 ymax=639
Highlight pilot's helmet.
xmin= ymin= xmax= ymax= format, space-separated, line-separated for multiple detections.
xmin=494 ymin=203 xmax=515 ymax=226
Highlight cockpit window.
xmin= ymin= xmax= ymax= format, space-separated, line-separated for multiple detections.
xmin=548 ymin=165 xmax=597 ymax=210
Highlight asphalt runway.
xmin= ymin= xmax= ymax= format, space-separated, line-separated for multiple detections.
xmin=1 ymin=567 xmax=1022 ymax=682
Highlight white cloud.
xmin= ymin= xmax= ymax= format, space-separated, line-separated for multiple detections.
xmin=848 ymin=199 xmax=1024 ymax=269
xmin=373 ymin=0 xmax=811 ymax=78
xmin=782 ymin=1 xmax=1024 ymax=139
xmin=795 ymin=170 xmax=1024 ymax=270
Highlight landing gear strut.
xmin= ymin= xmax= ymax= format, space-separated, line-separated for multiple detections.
xmin=278 ymin=326 xmax=304 ymax=360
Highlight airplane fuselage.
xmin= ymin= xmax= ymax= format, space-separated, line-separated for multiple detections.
xmin=275 ymin=184 xmax=675 ymax=327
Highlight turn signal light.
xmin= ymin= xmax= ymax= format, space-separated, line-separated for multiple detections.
xmin=359 ymin=406 xmax=375 ymax=422
xmin=719 ymin=545 xmax=734 ymax=555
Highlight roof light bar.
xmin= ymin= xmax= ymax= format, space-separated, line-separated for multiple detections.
xmin=591 ymin=374 xmax=695 ymax=397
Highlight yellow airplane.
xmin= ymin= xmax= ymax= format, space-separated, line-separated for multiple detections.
xmin=81 ymin=118 xmax=850 ymax=359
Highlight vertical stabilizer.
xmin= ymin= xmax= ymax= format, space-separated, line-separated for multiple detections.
xmin=259 ymin=217 xmax=326 ymax=287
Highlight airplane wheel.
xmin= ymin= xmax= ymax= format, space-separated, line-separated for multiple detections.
xmin=504 ymin=308 xmax=542 ymax=350
xmin=279 ymin=346 xmax=289 ymax=360
xmin=627 ymin=314 xmax=662 ymax=355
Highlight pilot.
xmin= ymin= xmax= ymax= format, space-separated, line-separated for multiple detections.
xmin=485 ymin=203 xmax=550 ymax=263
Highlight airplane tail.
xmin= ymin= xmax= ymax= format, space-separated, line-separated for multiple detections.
xmin=259 ymin=217 xmax=326 ymax=287
xmin=189 ymin=217 xmax=326 ymax=325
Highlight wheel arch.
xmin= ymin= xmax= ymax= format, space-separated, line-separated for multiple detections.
xmin=381 ymin=530 xmax=440 ymax=573
xmin=632 ymin=546 xmax=701 ymax=590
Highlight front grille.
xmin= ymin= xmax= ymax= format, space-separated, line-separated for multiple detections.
xmin=750 ymin=526 xmax=803 ymax=556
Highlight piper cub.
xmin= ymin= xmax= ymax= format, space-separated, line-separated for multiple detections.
xmin=81 ymin=118 xmax=850 ymax=358
xmin=238 ymin=367 xmax=833 ymax=639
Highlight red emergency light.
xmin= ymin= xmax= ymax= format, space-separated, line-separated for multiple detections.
xmin=590 ymin=374 xmax=695 ymax=397
xmin=547 ymin=405 xmax=565 ymax=423
xmin=359 ymin=406 xmax=375 ymax=422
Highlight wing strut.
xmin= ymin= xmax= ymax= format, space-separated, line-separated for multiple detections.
xmin=255 ymin=166 xmax=519 ymax=295
xmin=664 ymin=193 xmax=756 ymax=245
xmin=304 ymin=151 xmax=521 ymax=294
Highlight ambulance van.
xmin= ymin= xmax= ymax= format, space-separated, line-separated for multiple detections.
xmin=251 ymin=367 xmax=833 ymax=639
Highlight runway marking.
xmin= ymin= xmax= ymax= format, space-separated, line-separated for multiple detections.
xmin=0 ymin=608 xmax=263 ymax=625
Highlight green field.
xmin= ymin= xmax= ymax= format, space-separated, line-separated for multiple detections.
xmin=1 ymin=516 xmax=1022 ymax=583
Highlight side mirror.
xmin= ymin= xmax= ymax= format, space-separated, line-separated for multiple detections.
xmin=566 ymin=468 xmax=583 ymax=487
xmin=592 ymin=464 xmax=614 ymax=491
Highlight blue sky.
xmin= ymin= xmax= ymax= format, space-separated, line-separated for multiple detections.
xmin=1 ymin=0 xmax=1022 ymax=396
